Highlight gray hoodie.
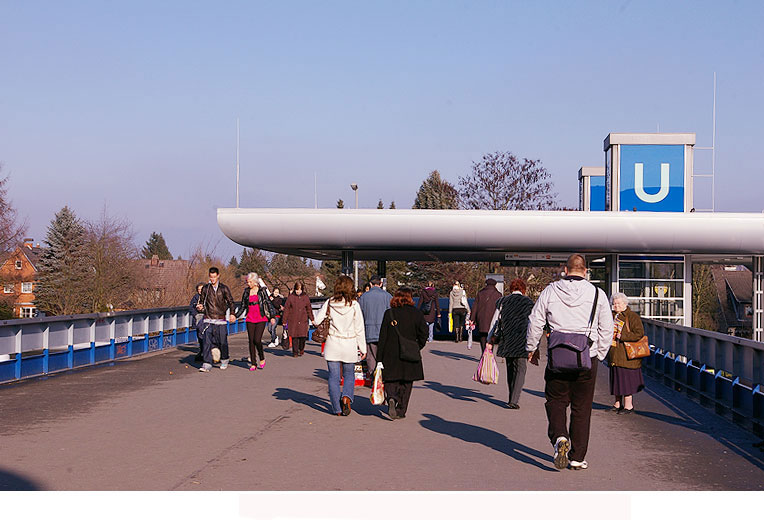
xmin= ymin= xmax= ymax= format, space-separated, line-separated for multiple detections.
xmin=526 ymin=277 xmax=613 ymax=361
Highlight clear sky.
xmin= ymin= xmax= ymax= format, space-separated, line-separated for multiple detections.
xmin=2 ymin=1 xmax=763 ymax=260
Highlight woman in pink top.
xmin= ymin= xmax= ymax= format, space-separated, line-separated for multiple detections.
xmin=238 ymin=273 xmax=276 ymax=371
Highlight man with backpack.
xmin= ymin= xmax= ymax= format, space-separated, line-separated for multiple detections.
xmin=526 ymin=254 xmax=613 ymax=471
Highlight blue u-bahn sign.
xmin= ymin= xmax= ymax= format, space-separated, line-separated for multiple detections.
xmin=619 ymin=144 xmax=685 ymax=212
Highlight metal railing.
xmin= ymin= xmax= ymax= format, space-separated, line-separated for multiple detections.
xmin=0 ymin=307 xmax=246 ymax=384
xmin=642 ymin=318 xmax=764 ymax=435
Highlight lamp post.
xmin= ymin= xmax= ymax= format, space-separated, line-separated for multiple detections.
xmin=351 ymin=183 xmax=359 ymax=289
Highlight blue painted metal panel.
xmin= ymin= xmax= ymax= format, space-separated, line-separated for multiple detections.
xmin=0 ymin=361 xmax=15 ymax=383
xmin=49 ymin=352 xmax=69 ymax=372
xmin=115 ymin=341 xmax=129 ymax=359
xmin=94 ymin=345 xmax=111 ymax=363
xmin=73 ymin=349 xmax=91 ymax=367
xmin=620 ymin=144 xmax=685 ymax=212
xmin=21 ymin=355 xmax=44 ymax=378
xmin=590 ymin=176 xmax=606 ymax=211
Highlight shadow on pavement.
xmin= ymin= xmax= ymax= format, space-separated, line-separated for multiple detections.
xmin=0 ymin=468 xmax=41 ymax=490
xmin=419 ymin=414 xmax=556 ymax=471
xmin=522 ymin=388 xmax=545 ymax=399
xmin=423 ymin=380 xmax=506 ymax=407
xmin=273 ymin=387 xmax=332 ymax=414
xmin=429 ymin=350 xmax=479 ymax=362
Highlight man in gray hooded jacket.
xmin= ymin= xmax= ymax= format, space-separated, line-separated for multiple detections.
xmin=526 ymin=254 xmax=613 ymax=471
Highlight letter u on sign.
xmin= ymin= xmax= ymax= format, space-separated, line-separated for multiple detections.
xmin=634 ymin=163 xmax=670 ymax=203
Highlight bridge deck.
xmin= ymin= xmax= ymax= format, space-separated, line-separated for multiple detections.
xmin=0 ymin=333 xmax=762 ymax=491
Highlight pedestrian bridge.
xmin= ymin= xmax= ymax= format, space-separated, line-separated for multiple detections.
xmin=0 ymin=307 xmax=762 ymax=490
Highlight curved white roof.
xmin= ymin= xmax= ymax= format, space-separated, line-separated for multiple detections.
xmin=218 ymin=208 xmax=764 ymax=261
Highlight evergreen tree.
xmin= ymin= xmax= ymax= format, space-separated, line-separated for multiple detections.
xmin=336 ymin=199 xmax=345 ymax=209
xmin=389 ymin=201 xmax=396 ymax=209
xmin=412 ymin=170 xmax=459 ymax=209
xmin=236 ymin=248 xmax=268 ymax=279
xmin=141 ymin=232 xmax=173 ymax=260
xmin=377 ymin=199 xmax=384 ymax=209
xmin=35 ymin=206 xmax=91 ymax=315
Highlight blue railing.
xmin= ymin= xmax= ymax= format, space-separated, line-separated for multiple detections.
xmin=0 ymin=307 xmax=246 ymax=384
xmin=642 ymin=318 xmax=764 ymax=435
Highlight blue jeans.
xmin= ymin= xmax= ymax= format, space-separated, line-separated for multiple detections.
xmin=327 ymin=361 xmax=356 ymax=414
xmin=427 ymin=322 xmax=435 ymax=342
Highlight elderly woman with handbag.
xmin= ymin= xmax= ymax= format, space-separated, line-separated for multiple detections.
xmin=376 ymin=288 xmax=429 ymax=420
xmin=608 ymin=292 xmax=647 ymax=414
xmin=312 ymin=275 xmax=367 ymax=416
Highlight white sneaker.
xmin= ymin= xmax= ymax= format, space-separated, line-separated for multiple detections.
xmin=569 ymin=460 xmax=588 ymax=470
xmin=268 ymin=342 xmax=275 ymax=348
xmin=199 ymin=363 xmax=212 ymax=373
xmin=553 ymin=436 xmax=570 ymax=470
xmin=220 ymin=360 xmax=229 ymax=370
xmin=211 ymin=347 xmax=221 ymax=363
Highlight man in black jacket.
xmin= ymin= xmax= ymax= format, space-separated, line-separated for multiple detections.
xmin=196 ymin=267 xmax=236 ymax=372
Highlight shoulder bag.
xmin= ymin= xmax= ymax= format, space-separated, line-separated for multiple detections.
xmin=312 ymin=301 xmax=332 ymax=344
xmin=391 ymin=308 xmax=421 ymax=362
xmin=547 ymin=287 xmax=598 ymax=373
xmin=623 ymin=315 xmax=650 ymax=359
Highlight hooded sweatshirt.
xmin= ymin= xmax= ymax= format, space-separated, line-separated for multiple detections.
xmin=526 ymin=277 xmax=613 ymax=361
xmin=448 ymin=286 xmax=469 ymax=313
xmin=313 ymin=298 xmax=367 ymax=363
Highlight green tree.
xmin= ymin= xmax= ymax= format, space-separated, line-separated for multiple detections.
xmin=35 ymin=206 xmax=91 ymax=315
xmin=692 ymin=264 xmax=719 ymax=332
xmin=336 ymin=199 xmax=345 ymax=209
xmin=236 ymin=248 xmax=268 ymax=279
xmin=389 ymin=201 xmax=396 ymax=209
xmin=458 ymin=151 xmax=558 ymax=210
xmin=377 ymin=199 xmax=384 ymax=209
xmin=141 ymin=232 xmax=173 ymax=260
xmin=412 ymin=170 xmax=459 ymax=209
xmin=0 ymin=167 xmax=27 ymax=254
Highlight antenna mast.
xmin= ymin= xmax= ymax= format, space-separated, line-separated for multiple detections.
xmin=236 ymin=118 xmax=240 ymax=208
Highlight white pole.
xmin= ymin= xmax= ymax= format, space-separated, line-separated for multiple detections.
xmin=314 ymin=172 xmax=318 ymax=209
xmin=712 ymin=72 xmax=716 ymax=212
xmin=236 ymin=118 xmax=240 ymax=209
xmin=354 ymin=188 xmax=358 ymax=289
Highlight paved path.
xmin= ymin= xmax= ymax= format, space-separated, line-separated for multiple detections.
xmin=1 ymin=333 xmax=762 ymax=490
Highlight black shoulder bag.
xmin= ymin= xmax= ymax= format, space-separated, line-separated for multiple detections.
xmin=391 ymin=308 xmax=421 ymax=362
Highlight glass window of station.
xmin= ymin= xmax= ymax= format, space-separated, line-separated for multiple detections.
xmin=618 ymin=256 xmax=685 ymax=324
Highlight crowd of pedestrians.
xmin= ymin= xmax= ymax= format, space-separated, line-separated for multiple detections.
xmin=189 ymin=253 xmax=644 ymax=471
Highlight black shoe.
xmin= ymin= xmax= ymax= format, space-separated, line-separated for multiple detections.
xmin=618 ymin=407 xmax=634 ymax=415
xmin=507 ymin=403 xmax=520 ymax=409
xmin=387 ymin=398 xmax=398 ymax=419
xmin=608 ymin=405 xmax=622 ymax=412
xmin=340 ymin=396 xmax=352 ymax=416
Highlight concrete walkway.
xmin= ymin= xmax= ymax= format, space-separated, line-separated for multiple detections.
xmin=0 ymin=333 xmax=762 ymax=490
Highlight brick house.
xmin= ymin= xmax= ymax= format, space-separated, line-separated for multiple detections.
xmin=0 ymin=238 xmax=42 ymax=318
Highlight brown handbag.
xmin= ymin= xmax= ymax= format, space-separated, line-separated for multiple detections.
xmin=311 ymin=302 xmax=331 ymax=344
xmin=622 ymin=316 xmax=650 ymax=359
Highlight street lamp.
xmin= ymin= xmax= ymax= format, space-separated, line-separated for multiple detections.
xmin=350 ymin=184 xmax=359 ymax=289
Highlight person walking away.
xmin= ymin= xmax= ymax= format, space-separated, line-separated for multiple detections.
xmin=283 ymin=281 xmax=314 ymax=357
xmin=449 ymin=282 xmax=470 ymax=342
xmin=312 ymin=275 xmax=367 ymax=416
xmin=190 ymin=283 xmax=205 ymax=362
xmin=238 ymin=273 xmax=277 ymax=371
xmin=526 ymin=254 xmax=613 ymax=470
xmin=358 ymin=275 xmax=392 ymax=379
xmin=608 ymin=292 xmax=645 ymax=414
xmin=487 ymin=278 xmax=534 ymax=409
xmin=268 ymin=288 xmax=285 ymax=348
xmin=418 ymin=281 xmax=440 ymax=342
xmin=376 ymin=288 xmax=429 ymax=419
xmin=196 ymin=267 xmax=237 ymax=373
xmin=471 ymin=278 xmax=502 ymax=353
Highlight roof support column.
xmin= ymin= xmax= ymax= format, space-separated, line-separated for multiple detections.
xmin=341 ymin=251 xmax=354 ymax=276
xmin=754 ymin=256 xmax=763 ymax=342
xmin=377 ymin=260 xmax=386 ymax=278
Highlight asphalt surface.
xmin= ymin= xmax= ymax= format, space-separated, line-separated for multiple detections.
xmin=1 ymin=332 xmax=762 ymax=491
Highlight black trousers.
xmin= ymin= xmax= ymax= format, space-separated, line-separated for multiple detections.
xmin=506 ymin=357 xmax=528 ymax=405
xmin=385 ymin=380 xmax=413 ymax=416
xmin=202 ymin=323 xmax=229 ymax=364
xmin=544 ymin=359 xmax=598 ymax=463
xmin=478 ymin=332 xmax=488 ymax=353
xmin=292 ymin=337 xmax=306 ymax=356
xmin=452 ymin=309 xmax=467 ymax=341
xmin=246 ymin=321 xmax=266 ymax=363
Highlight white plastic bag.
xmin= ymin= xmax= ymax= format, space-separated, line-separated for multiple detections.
xmin=370 ymin=363 xmax=385 ymax=405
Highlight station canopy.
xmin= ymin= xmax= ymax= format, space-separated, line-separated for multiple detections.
xmin=218 ymin=208 xmax=764 ymax=264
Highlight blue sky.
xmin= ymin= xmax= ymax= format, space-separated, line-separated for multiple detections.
xmin=2 ymin=1 xmax=763 ymax=260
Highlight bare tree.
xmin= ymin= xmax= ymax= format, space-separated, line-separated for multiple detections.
xmin=85 ymin=207 xmax=142 ymax=312
xmin=0 ymin=167 xmax=27 ymax=253
xmin=458 ymin=151 xmax=558 ymax=210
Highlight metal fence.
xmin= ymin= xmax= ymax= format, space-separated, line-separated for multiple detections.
xmin=642 ymin=318 xmax=764 ymax=435
xmin=0 ymin=307 xmax=246 ymax=384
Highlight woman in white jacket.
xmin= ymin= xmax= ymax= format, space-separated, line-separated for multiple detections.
xmin=313 ymin=275 xmax=367 ymax=416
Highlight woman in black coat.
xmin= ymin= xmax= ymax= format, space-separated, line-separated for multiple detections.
xmin=376 ymin=287 xmax=429 ymax=420
xmin=487 ymin=278 xmax=534 ymax=409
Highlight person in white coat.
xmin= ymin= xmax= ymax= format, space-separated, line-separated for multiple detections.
xmin=313 ymin=275 xmax=367 ymax=416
